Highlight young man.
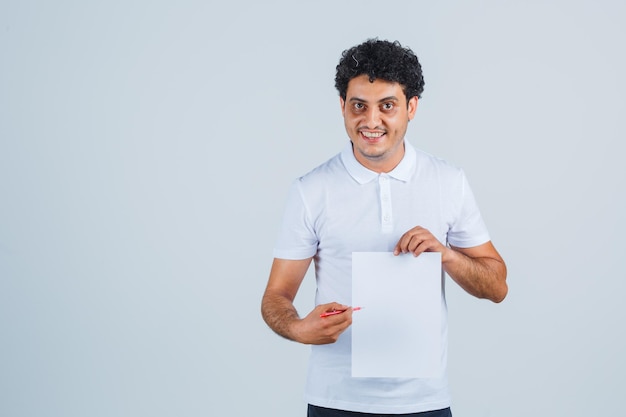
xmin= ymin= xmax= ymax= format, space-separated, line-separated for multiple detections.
xmin=261 ymin=39 xmax=507 ymax=416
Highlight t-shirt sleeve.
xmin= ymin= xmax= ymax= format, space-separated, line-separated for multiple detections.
xmin=446 ymin=170 xmax=491 ymax=248
xmin=273 ymin=179 xmax=319 ymax=260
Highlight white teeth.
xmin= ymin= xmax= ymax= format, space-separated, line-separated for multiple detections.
xmin=362 ymin=131 xmax=384 ymax=138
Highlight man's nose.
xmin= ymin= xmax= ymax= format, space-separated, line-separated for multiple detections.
xmin=364 ymin=107 xmax=381 ymax=128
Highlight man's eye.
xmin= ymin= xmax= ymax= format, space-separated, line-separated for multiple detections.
xmin=354 ymin=103 xmax=365 ymax=110
xmin=382 ymin=103 xmax=394 ymax=110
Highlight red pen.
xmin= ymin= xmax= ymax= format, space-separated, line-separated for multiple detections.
xmin=320 ymin=306 xmax=363 ymax=318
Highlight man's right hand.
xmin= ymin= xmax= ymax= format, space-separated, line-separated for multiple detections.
xmin=262 ymin=258 xmax=354 ymax=344
xmin=291 ymin=303 xmax=353 ymax=345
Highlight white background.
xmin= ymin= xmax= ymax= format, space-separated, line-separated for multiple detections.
xmin=1 ymin=1 xmax=625 ymax=416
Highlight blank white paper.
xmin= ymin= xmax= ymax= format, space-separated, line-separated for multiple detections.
xmin=351 ymin=252 xmax=442 ymax=378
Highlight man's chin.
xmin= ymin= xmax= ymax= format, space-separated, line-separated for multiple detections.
xmin=357 ymin=149 xmax=385 ymax=161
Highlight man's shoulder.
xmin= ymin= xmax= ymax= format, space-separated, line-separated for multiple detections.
xmin=412 ymin=146 xmax=463 ymax=177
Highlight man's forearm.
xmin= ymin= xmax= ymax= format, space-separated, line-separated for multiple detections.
xmin=262 ymin=291 xmax=353 ymax=345
xmin=443 ymin=248 xmax=508 ymax=303
xmin=261 ymin=292 xmax=301 ymax=341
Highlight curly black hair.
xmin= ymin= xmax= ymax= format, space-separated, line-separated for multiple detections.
xmin=335 ymin=39 xmax=425 ymax=102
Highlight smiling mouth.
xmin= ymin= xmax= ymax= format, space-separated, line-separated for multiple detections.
xmin=360 ymin=131 xmax=386 ymax=140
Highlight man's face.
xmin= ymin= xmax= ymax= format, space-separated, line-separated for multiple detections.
xmin=340 ymin=74 xmax=418 ymax=173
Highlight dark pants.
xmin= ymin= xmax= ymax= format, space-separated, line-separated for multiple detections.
xmin=307 ymin=404 xmax=452 ymax=417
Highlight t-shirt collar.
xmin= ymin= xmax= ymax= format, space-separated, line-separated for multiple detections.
xmin=340 ymin=140 xmax=416 ymax=184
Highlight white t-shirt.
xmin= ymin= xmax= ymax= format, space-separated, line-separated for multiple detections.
xmin=273 ymin=141 xmax=490 ymax=414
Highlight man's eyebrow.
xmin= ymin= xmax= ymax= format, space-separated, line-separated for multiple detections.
xmin=348 ymin=96 xmax=400 ymax=103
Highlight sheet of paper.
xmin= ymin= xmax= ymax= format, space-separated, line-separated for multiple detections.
xmin=351 ymin=252 xmax=442 ymax=378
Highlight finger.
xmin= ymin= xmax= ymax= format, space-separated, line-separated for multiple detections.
xmin=395 ymin=232 xmax=414 ymax=255
xmin=320 ymin=310 xmax=345 ymax=318
xmin=407 ymin=229 xmax=431 ymax=252
xmin=406 ymin=238 xmax=425 ymax=256
xmin=324 ymin=312 xmax=353 ymax=328
xmin=319 ymin=303 xmax=349 ymax=315
xmin=393 ymin=241 xmax=402 ymax=256
xmin=413 ymin=238 xmax=445 ymax=257
xmin=393 ymin=235 xmax=412 ymax=254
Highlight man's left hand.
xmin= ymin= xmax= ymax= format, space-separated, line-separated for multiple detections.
xmin=393 ymin=225 xmax=449 ymax=261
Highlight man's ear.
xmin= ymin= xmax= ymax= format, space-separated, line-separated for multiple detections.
xmin=340 ymin=96 xmax=346 ymax=116
xmin=408 ymin=96 xmax=418 ymax=120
